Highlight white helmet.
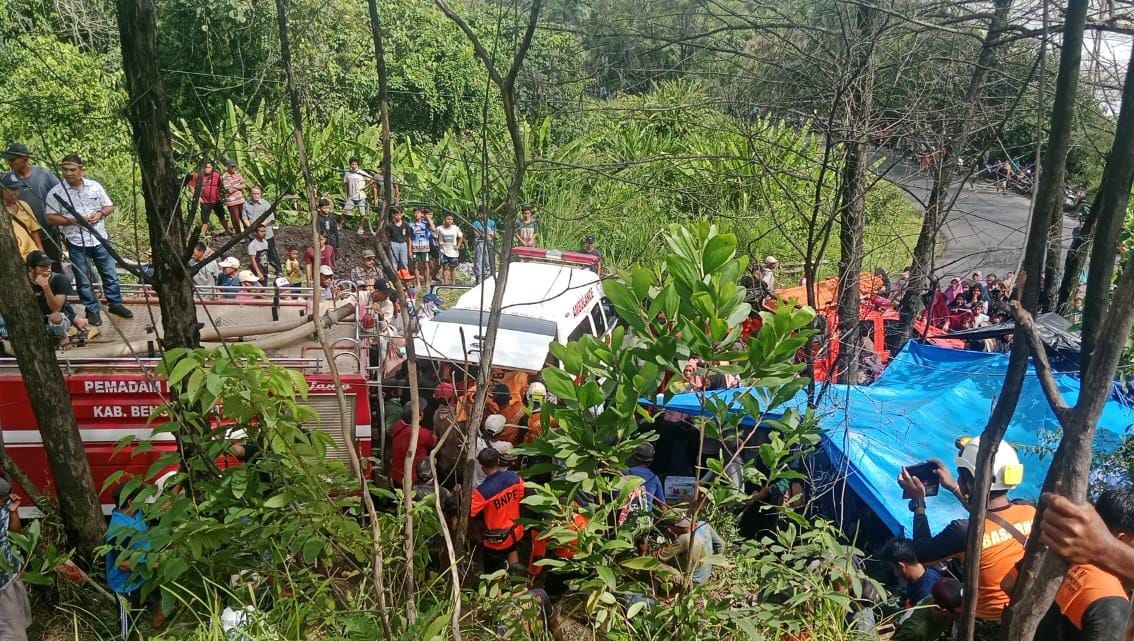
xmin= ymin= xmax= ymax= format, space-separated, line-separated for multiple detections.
xmin=484 ymin=414 xmax=506 ymax=437
xmin=526 ymin=382 xmax=547 ymax=403
xmin=955 ymin=436 xmax=1024 ymax=491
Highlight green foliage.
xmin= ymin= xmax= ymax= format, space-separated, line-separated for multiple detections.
xmin=104 ymin=345 xmax=373 ymax=620
xmin=517 ymin=224 xmax=881 ymax=639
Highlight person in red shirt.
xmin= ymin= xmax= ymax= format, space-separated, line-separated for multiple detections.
xmin=186 ymin=161 xmax=231 ymax=235
xmin=471 ymin=448 xmax=528 ymax=571
xmin=389 ymin=403 xmax=436 ymax=486
xmin=302 ymin=234 xmax=336 ymax=283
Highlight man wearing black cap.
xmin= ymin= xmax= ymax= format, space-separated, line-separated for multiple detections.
xmin=2 ymin=172 xmax=43 ymax=259
xmin=579 ymin=234 xmax=601 ymax=272
xmin=26 ymin=250 xmax=95 ymax=347
xmin=2 ymin=142 xmax=63 ymax=270
xmin=43 ymin=154 xmax=133 ymax=326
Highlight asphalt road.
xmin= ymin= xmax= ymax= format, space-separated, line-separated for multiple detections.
xmin=880 ymin=157 xmax=1078 ymax=282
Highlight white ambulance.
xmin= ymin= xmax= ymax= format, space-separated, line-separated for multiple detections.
xmin=414 ymin=249 xmax=616 ymax=372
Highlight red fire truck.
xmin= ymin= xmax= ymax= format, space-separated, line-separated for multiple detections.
xmin=0 ymin=283 xmax=373 ymax=520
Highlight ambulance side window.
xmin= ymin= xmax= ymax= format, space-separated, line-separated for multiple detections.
xmin=567 ymin=317 xmax=592 ymax=343
xmin=600 ymin=297 xmax=619 ymax=330
xmin=589 ymin=303 xmax=605 ymax=336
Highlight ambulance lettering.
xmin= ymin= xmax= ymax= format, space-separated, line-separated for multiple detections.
xmin=572 ymin=289 xmax=595 ymax=317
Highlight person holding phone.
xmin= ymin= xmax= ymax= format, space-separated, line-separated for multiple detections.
xmin=896 ymin=436 xmax=1034 ymax=641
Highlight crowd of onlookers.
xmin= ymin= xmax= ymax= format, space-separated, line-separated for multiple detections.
xmin=0 ymin=142 xmax=612 ymax=352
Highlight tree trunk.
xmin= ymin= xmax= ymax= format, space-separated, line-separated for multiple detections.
xmin=361 ymin=1 xmax=398 ymax=637
xmin=957 ymin=2 xmax=1088 ymax=639
xmin=1055 ymin=207 xmax=1093 ymax=315
xmin=435 ymin=0 xmax=543 ymax=567
xmin=833 ymin=1 xmax=875 ymax=384
xmin=1076 ymin=44 xmax=1134 ymax=370
xmin=1002 ymin=9 xmax=1134 ymax=637
xmin=0 ymin=213 xmax=105 ymax=560
xmin=115 ymin=0 xmax=200 ymax=349
xmin=896 ymin=0 xmax=1014 ymax=344
xmin=1003 ymin=264 xmax=1134 ymax=641
xmin=1040 ymin=199 xmax=1065 ymax=312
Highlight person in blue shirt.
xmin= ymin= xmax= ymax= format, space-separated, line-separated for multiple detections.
xmin=215 ymin=256 xmax=241 ymax=299
xmin=410 ymin=207 xmax=435 ymax=291
xmin=881 ymin=537 xmax=944 ymax=610
xmin=471 ymin=206 xmax=496 ymax=283
xmin=105 ymin=484 xmax=157 ymax=638
xmin=623 ymin=442 xmax=665 ymax=510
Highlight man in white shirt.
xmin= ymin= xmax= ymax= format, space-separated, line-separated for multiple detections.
xmin=241 ymin=186 xmax=279 ymax=273
xmin=44 ymin=155 xmax=132 ymax=326
xmin=343 ymin=157 xmax=376 ymax=235
xmin=436 ymin=213 xmax=464 ymax=285
xmin=762 ymin=256 xmax=778 ymax=291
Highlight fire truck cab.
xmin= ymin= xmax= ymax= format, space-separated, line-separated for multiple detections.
xmin=0 ymin=282 xmax=373 ymax=519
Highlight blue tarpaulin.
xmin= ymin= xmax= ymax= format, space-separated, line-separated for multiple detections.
xmin=649 ymin=342 xmax=1134 ymax=536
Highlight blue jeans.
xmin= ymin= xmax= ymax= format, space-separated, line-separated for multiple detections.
xmin=69 ymin=242 xmax=123 ymax=314
xmin=389 ymin=242 xmax=409 ymax=270
xmin=474 ymin=240 xmax=495 ymax=281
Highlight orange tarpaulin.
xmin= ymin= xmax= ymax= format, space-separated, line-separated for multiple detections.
xmin=774 ymin=273 xmax=885 ymax=310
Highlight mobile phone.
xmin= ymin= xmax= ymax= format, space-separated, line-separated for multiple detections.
xmin=903 ymin=461 xmax=940 ymax=498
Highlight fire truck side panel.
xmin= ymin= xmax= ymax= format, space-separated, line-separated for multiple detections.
xmin=0 ymin=372 xmax=371 ymax=516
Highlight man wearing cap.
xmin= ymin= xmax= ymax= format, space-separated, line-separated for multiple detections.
xmin=656 ymin=516 xmax=726 ymax=586
xmin=221 ymin=159 xmax=246 ymax=235
xmin=186 ymin=160 xmax=230 ymax=235
xmin=216 ymin=256 xmax=241 ymax=298
xmin=2 ymin=142 xmax=63 ymax=270
xmin=241 ymin=186 xmax=279 ymax=273
xmin=317 ymin=265 xmax=338 ymax=301
xmin=43 ymin=154 xmax=132 ymax=326
xmin=351 ymin=249 xmax=382 ymax=283
xmin=236 ymin=270 xmax=261 ymax=300
xmin=578 ymin=234 xmax=601 ymax=273
xmin=762 ymin=256 xmax=778 ymax=290
xmin=2 ymin=172 xmax=43 ymax=259
xmin=26 ymin=250 xmax=95 ymax=347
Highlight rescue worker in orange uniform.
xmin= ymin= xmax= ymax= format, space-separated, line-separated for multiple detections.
xmin=1033 ymin=489 xmax=1134 ymax=641
xmin=523 ymin=381 xmax=557 ymax=444
xmin=470 ymin=447 xmax=529 ymax=571
xmin=897 ymin=436 xmax=1034 ymax=641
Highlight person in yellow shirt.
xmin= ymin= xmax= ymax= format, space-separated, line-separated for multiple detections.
xmin=3 ymin=171 xmax=43 ymax=258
